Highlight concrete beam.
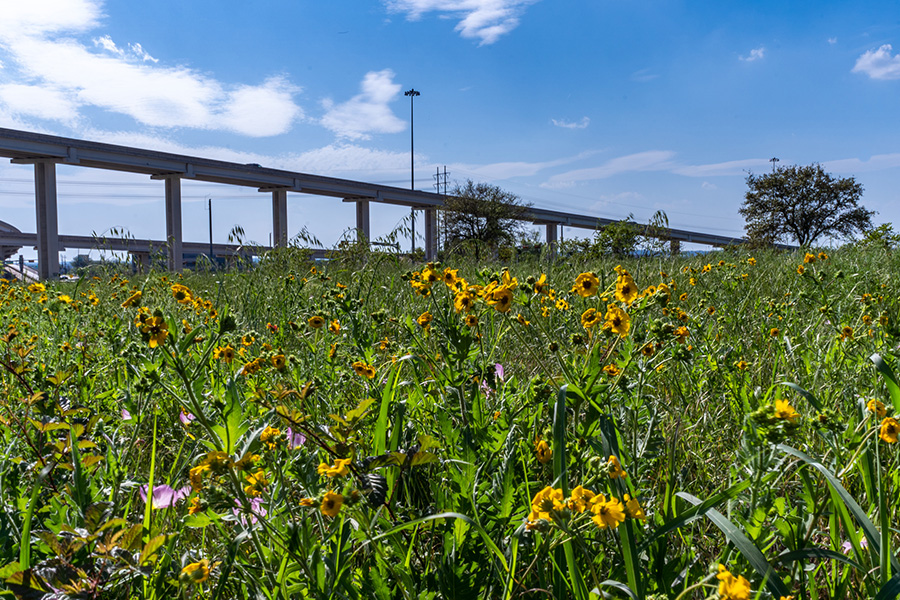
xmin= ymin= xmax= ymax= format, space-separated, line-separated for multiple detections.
xmin=164 ymin=176 xmax=183 ymax=272
xmin=272 ymin=189 xmax=288 ymax=247
xmin=34 ymin=162 xmax=60 ymax=280
xmin=424 ymin=208 xmax=437 ymax=261
xmin=545 ymin=223 xmax=558 ymax=259
xmin=355 ymin=199 xmax=370 ymax=243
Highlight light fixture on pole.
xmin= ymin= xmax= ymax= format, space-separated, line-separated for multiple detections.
xmin=405 ymin=88 xmax=420 ymax=253
xmin=769 ymin=157 xmax=780 ymax=172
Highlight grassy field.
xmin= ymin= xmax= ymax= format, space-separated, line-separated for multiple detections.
xmin=0 ymin=245 xmax=899 ymax=599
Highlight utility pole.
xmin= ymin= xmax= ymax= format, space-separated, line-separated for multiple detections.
xmin=405 ymin=89 xmax=420 ymax=253
xmin=769 ymin=157 xmax=780 ymax=172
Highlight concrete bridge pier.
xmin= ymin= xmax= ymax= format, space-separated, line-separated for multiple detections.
xmin=34 ymin=161 xmax=60 ymax=280
xmin=355 ymin=199 xmax=370 ymax=243
xmin=424 ymin=208 xmax=437 ymax=261
xmin=545 ymin=223 xmax=558 ymax=259
xmin=10 ymin=157 xmax=60 ymax=280
xmin=271 ymin=189 xmax=288 ymax=247
xmin=163 ymin=176 xmax=183 ymax=272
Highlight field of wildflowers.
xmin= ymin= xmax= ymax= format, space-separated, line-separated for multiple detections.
xmin=0 ymin=246 xmax=899 ymax=599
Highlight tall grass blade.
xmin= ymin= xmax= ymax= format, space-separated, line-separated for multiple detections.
xmin=18 ymin=482 xmax=41 ymax=568
xmin=774 ymin=548 xmax=864 ymax=572
xmin=871 ymin=353 xmax=900 ymax=412
xmin=552 ymin=385 xmax=587 ymax=600
xmin=677 ymin=492 xmax=789 ymax=597
xmin=641 ymin=476 xmax=762 ymax=548
xmin=780 ymin=382 xmax=823 ymax=411
xmin=874 ymin=575 xmax=900 ymax=600
xmin=777 ymin=443 xmax=900 ymax=573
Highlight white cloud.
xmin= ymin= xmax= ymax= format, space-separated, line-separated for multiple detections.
xmin=0 ymin=83 xmax=79 ymax=124
xmin=0 ymin=0 xmax=101 ymax=38
xmin=701 ymin=181 xmax=717 ymax=190
xmin=92 ymin=35 xmax=157 ymax=62
xmin=828 ymin=37 xmax=838 ymax=45
xmin=385 ymin=0 xmax=537 ymax=45
xmin=320 ymin=70 xmax=406 ymax=140
xmin=739 ymin=46 xmax=765 ymax=62
xmin=852 ymin=44 xmax=900 ymax=80
xmin=630 ymin=68 xmax=658 ymax=82
xmin=590 ymin=191 xmax=644 ymax=212
xmin=453 ymin=151 xmax=596 ymax=180
xmin=81 ymin=128 xmax=412 ymax=178
xmin=0 ymin=0 xmax=303 ymax=136
xmin=543 ymin=151 xmax=676 ymax=187
xmin=672 ymin=158 xmax=772 ymax=177
xmin=551 ymin=117 xmax=590 ymax=129
xmin=220 ymin=77 xmax=303 ymax=137
xmin=824 ymin=153 xmax=900 ymax=173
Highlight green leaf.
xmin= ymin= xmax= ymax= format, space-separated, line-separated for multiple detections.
xmin=139 ymin=534 xmax=168 ymax=566
xmin=183 ymin=512 xmax=213 ymax=528
xmin=777 ymin=443 xmax=900 ymax=574
xmin=641 ymin=475 xmax=762 ymax=548
xmin=874 ymin=575 xmax=900 ymax=600
xmin=590 ymin=580 xmax=637 ymax=600
xmin=677 ymin=492 xmax=789 ymax=597
xmin=871 ymin=354 xmax=900 ymax=413
xmin=19 ymin=482 xmax=41 ymax=568
xmin=774 ymin=547 xmax=864 ymax=572
xmin=780 ymin=381 xmax=823 ymax=411
xmin=4 ymin=569 xmax=50 ymax=599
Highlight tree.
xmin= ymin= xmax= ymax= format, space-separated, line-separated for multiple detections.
xmin=594 ymin=215 xmax=640 ymax=257
xmin=740 ymin=163 xmax=874 ymax=246
xmin=442 ymin=180 xmax=531 ymax=257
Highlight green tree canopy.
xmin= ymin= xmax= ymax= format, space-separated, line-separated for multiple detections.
xmin=740 ymin=163 xmax=874 ymax=246
xmin=442 ymin=180 xmax=531 ymax=256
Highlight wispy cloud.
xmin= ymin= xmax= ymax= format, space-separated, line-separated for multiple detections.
xmin=0 ymin=0 xmax=304 ymax=136
xmin=672 ymin=158 xmax=772 ymax=177
xmin=824 ymin=153 xmax=900 ymax=173
xmin=0 ymin=83 xmax=79 ymax=124
xmin=828 ymin=37 xmax=838 ymax=45
xmin=320 ymin=70 xmax=406 ymax=140
xmin=384 ymin=0 xmax=538 ymax=45
xmin=630 ymin=68 xmax=658 ymax=82
xmin=739 ymin=46 xmax=765 ymax=62
xmin=93 ymin=34 xmax=158 ymax=63
xmin=81 ymin=128 xmax=413 ymax=177
xmin=543 ymin=151 xmax=676 ymax=187
xmin=852 ymin=44 xmax=900 ymax=80
xmin=453 ymin=150 xmax=597 ymax=180
xmin=551 ymin=117 xmax=589 ymax=130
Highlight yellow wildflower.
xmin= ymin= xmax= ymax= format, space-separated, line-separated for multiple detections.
xmin=321 ymin=491 xmax=343 ymax=517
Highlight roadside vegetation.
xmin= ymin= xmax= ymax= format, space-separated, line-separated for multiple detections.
xmin=1 ymin=242 xmax=899 ymax=599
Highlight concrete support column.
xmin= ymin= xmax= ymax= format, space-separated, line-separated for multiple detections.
xmin=34 ymin=162 xmax=60 ymax=280
xmin=424 ymin=208 xmax=437 ymax=261
xmin=355 ymin=199 xmax=370 ymax=243
xmin=272 ymin=189 xmax=288 ymax=247
xmin=670 ymin=239 xmax=681 ymax=255
xmin=545 ymin=223 xmax=558 ymax=259
xmin=164 ymin=177 xmax=183 ymax=272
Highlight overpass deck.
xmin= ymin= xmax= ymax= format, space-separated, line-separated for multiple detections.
xmin=0 ymin=127 xmax=778 ymax=278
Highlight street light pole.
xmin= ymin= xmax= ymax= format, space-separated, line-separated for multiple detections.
xmin=769 ymin=157 xmax=780 ymax=172
xmin=207 ymin=196 xmax=214 ymax=268
xmin=405 ymin=89 xmax=420 ymax=253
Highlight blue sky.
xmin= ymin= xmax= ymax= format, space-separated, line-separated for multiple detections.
xmin=1 ymin=0 xmax=899 ymax=255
